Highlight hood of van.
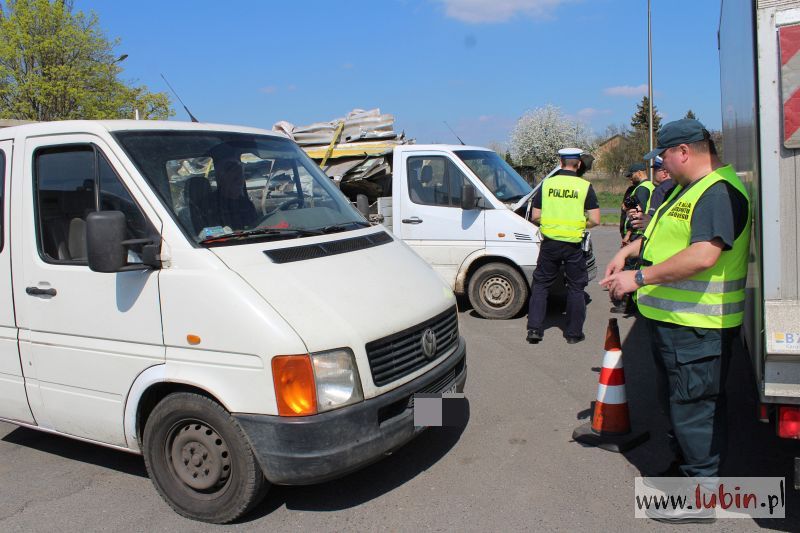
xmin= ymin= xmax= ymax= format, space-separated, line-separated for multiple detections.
xmin=209 ymin=229 xmax=456 ymax=356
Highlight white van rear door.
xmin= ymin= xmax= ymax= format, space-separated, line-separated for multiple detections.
xmin=0 ymin=140 xmax=35 ymax=424
xmin=12 ymin=135 xmax=164 ymax=447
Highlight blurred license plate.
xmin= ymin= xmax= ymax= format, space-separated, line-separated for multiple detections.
xmin=441 ymin=381 xmax=458 ymax=395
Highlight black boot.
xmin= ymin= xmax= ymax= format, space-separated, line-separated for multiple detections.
xmin=526 ymin=329 xmax=543 ymax=343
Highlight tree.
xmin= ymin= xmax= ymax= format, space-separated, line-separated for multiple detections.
xmin=630 ymin=96 xmax=661 ymax=133
xmin=622 ymin=97 xmax=663 ymax=165
xmin=684 ymin=109 xmax=697 ymax=120
xmin=486 ymin=141 xmax=506 ymax=157
xmin=597 ymin=99 xmax=663 ymax=183
xmin=483 ymin=143 xmax=515 ymax=166
xmin=0 ymin=0 xmax=172 ymax=120
xmin=596 ymin=124 xmax=634 ymax=177
xmin=509 ymin=105 xmax=594 ymax=179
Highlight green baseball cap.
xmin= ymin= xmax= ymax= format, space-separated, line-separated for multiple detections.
xmin=644 ymin=118 xmax=710 ymax=160
xmin=625 ymin=162 xmax=646 ymax=176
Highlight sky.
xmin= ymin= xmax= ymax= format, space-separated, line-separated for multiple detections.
xmin=76 ymin=0 xmax=723 ymax=148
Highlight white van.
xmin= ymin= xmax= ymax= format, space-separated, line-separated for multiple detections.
xmin=0 ymin=120 xmax=467 ymax=523
xmin=304 ymin=143 xmax=597 ymax=319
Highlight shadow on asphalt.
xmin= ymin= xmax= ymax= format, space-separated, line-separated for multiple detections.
xmin=461 ymin=291 xmax=591 ymax=338
xmin=580 ymin=314 xmax=800 ymax=530
xmin=247 ymin=402 xmax=470 ymax=521
xmin=2 ymin=401 xmax=469 ymax=523
xmin=1 ymin=427 xmax=148 ymax=477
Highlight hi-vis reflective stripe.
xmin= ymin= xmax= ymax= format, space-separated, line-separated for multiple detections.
xmin=595 ymin=349 xmax=627 ymax=404
xmin=601 ymin=349 xmax=623 ymax=369
xmin=656 ymin=278 xmax=747 ymax=294
xmin=637 ymin=295 xmax=745 ymax=316
xmin=596 ymin=384 xmax=627 ymax=405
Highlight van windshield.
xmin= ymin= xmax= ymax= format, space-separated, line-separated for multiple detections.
xmin=113 ymin=131 xmax=367 ymax=245
xmin=454 ymin=150 xmax=532 ymax=203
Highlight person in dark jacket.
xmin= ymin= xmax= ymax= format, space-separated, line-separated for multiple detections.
xmin=627 ymin=156 xmax=676 ymax=233
xmin=619 ymin=172 xmax=637 ymax=239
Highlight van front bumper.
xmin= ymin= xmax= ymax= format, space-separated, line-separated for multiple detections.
xmin=235 ymin=338 xmax=467 ymax=485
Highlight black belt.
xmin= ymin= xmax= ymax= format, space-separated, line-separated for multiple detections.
xmin=541 ymin=237 xmax=581 ymax=246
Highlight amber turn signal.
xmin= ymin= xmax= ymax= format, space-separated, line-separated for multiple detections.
xmin=272 ymin=355 xmax=318 ymax=416
xmin=186 ymin=334 xmax=201 ymax=345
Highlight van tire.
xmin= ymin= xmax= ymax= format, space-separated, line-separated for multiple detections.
xmin=142 ymin=392 xmax=269 ymax=523
xmin=468 ymin=263 xmax=528 ymax=319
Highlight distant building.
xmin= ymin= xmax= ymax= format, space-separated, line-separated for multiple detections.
xmin=594 ymin=134 xmax=625 ymax=160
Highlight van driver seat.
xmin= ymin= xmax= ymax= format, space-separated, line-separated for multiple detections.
xmin=183 ymin=176 xmax=220 ymax=235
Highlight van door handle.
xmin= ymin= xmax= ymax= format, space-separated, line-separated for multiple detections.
xmin=26 ymin=286 xmax=57 ymax=297
xmin=402 ymin=217 xmax=423 ymax=224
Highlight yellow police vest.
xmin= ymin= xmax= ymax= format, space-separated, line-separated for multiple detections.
xmin=636 ymin=165 xmax=751 ymax=328
xmin=629 ymin=180 xmax=655 ymax=235
xmin=539 ymin=174 xmax=591 ymax=243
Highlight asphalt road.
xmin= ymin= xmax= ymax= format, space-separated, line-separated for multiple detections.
xmin=1 ymin=225 xmax=798 ymax=531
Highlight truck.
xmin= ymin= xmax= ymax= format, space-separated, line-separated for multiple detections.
xmin=295 ymin=142 xmax=597 ymax=320
xmin=720 ymin=0 xmax=800 ymax=482
xmin=0 ymin=120 xmax=467 ymax=522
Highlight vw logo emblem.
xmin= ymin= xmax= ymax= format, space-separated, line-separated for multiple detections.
xmin=421 ymin=328 xmax=437 ymax=359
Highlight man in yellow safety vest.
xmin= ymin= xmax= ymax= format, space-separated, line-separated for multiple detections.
xmin=621 ymin=162 xmax=653 ymax=246
xmin=601 ymin=119 xmax=751 ymax=522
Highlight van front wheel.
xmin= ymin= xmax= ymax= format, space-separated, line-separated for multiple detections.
xmin=468 ymin=263 xmax=528 ymax=319
xmin=142 ymin=392 xmax=269 ymax=523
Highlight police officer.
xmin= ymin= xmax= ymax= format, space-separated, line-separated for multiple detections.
xmin=526 ymin=148 xmax=600 ymax=344
xmin=627 ymin=156 xmax=676 ymax=233
xmin=621 ymin=162 xmax=654 ymax=246
xmin=601 ymin=120 xmax=750 ymax=498
xmin=619 ymin=168 xmax=639 ymax=239
xmin=646 ymin=156 xmax=675 ymax=215
xmin=609 ymin=162 xmax=653 ymax=314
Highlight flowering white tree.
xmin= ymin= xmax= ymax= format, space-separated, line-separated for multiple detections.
xmin=509 ymin=105 xmax=593 ymax=179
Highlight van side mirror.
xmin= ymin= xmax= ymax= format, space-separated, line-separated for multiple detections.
xmin=461 ymin=183 xmax=478 ymax=210
xmin=86 ymin=211 xmax=160 ymax=273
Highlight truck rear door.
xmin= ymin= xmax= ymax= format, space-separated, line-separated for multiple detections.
xmin=0 ymin=139 xmax=35 ymax=424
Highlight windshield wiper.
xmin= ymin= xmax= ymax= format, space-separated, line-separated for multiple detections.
xmin=315 ymin=221 xmax=371 ymax=234
xmin=199 ymin=227 xmax=322 ymax=244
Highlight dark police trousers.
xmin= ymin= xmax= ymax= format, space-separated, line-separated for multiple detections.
xmin=647 ymin=319 xmax=736 ymax=477
xmin=527 ymin=238 xmax=588 ymax=337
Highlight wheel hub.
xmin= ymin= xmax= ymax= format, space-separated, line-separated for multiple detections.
xmin=169 ymin=422 xmax=232 ymax=492
xmin=482 ymin=276 xmax=513 ymax=308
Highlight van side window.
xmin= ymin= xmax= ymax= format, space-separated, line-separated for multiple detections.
xmin=0 ymin=149 xmax=5 ymax=252
xmin=34 ymin=145 xmax=151 ymax=264
xmin=407 ymin=156 xmax=466 ymax=207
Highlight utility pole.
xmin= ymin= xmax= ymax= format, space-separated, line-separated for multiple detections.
xmin=647 ymin=0 xmax=654 ymax=182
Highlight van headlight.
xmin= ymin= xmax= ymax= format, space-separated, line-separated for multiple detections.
xmin=311 ymin=349 xmax=364 ymax=412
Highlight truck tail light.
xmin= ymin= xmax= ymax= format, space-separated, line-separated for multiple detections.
xmin=758 ymin=403 xmax=770 ymax=423
xmin=272 ymin=355 xmax=317 ymax=416
xmin=777 ymin=406 xmax=800 ymax=439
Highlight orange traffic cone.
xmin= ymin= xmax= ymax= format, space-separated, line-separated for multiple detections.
xmin=572 ymin=318 xmax=649 ymax=452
